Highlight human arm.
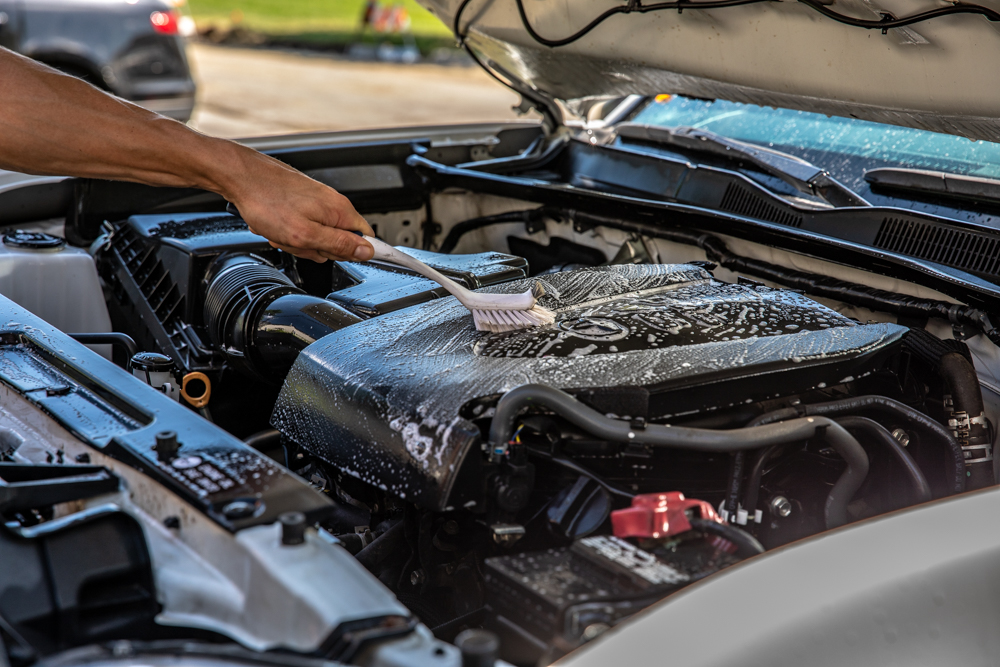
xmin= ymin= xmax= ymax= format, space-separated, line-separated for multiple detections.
xmin=0 ymin=47 xmax=374 ymax=262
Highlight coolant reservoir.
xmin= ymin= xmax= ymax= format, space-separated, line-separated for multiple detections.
xmin=0 ymin=230 xmax=112 ymax=357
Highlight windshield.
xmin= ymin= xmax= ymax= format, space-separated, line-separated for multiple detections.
xmin=632 ymin=95 xmax=1000 ymax=180
xmin=630 ymin=95 xmax=1000 ymax=224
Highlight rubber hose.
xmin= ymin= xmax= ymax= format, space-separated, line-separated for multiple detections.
xmin=493 ymin=384 xmax=868 ymax=528
xmin=742 ymin=397 xmax=961 ymax=514
xmin=835 ymin=416 xmax=933 ymax=504
xmin=742 ymin=443 xmax=786 ymax=524
xmin=689 ymin=518 xmax=765 ymax=559
xmin=940 ymin=353 xmax=982 ymax=410
xmin=202 ymin=253 xmax=361 ymax=381
xmin=527 ymin=448 xmax=634 ymax=499
xmin=355 ymin=520 xmax=407 ymax=572
xmin=243 ymin=428 xmax=282 ymax=452
xmin=68 ymin=332 xmax=138 ymax=359
xmin=801 ymin=396 xmax=965 ymax=495
xmin=940 ymin=352 xmax=995 ymax=489
xmin=437 ymin=209 xmax=550 ymax=254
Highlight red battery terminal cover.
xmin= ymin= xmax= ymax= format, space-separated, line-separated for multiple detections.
xmin=611 ymin=491 xmax=723 ymax=539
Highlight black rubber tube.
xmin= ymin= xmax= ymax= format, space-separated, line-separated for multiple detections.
xmin=527 ymin=448 xmax=635 ymax=499
xmin=742 ymin=443 xmax=786 ymax=524
xmin=68 ymin=332 xmax=138 ymax=359
xmin=437 ymin=209 xmax=549 ymax=254
xmin=801 ymin=396 xmax=965 ymax=495
xmin=742 ymin=396 xmax=963 ymax=514
xmin=492 ymin=384 xmax=868 ymax=528
xmin=941 ymin=353 xmax=984 ymax=414
xmin=243 ymin=428 xmax=282 ymax=451
xmin=835 ymin=416 xmax=933 ymax=504
xmin=355 ymin=520 xmax=406 ymax=572
xmin=689 ymin=518 xmax=765 ymax=559
xmin=249 ymin=292 xmax=362 ymax=380
xmin=940 ymin=352 xmax=995 ymax=489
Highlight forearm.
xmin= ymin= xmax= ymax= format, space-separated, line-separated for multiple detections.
xmin=0 ymin=47 xmax=253 ymax=196
xmin=0 ymin=47 xmax=374 ymax=262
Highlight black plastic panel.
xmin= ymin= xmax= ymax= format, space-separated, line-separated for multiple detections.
xmin=0 ymin=295 xmax=333 ymax=532
xmin=329 ymin=249 xmax=528 ymax=317
xmin=411 ymin=144 xmax=1000 ymax=310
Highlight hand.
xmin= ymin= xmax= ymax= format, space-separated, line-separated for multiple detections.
xmin=222 ymin=147 xmax=375 ymax=263
xmin=0 ymin=47 xmax=375 ymax=263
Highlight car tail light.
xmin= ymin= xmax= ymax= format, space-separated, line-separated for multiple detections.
xmin=150 ymin=10 xmax=179 ymax=34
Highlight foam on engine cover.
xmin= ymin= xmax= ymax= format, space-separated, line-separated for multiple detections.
xmin=271 ymin=264 xmax=906 ymax=509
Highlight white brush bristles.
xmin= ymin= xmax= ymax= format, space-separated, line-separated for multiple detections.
xmin=473 ymin=305 xmax=556 ymax=333
xmin=358 ymin=235 xmax=556 ymax=333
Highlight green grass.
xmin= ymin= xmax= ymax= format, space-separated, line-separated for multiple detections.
xmin=186 ymin=0 xmax=453 ymax=37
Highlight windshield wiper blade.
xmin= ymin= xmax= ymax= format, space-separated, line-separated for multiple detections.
xmin=616 ymin=123 xmax=870 ymax=208
xmin=866 ymin=167 xmax=1000 ymax=204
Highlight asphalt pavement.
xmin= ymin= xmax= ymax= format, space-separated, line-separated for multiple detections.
xmin=186 ymin=43 xmax=527 ymax=138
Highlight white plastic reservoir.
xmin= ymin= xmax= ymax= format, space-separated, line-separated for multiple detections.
xmin=0 ymin=230 xmax=113 ymax=358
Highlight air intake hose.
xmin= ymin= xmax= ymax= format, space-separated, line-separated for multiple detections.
xmin=203 ymin=253 xmax=361 ymax=381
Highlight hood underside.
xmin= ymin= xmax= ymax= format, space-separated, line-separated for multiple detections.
xmin=421 ymin=0 xmax=1000 ymax=141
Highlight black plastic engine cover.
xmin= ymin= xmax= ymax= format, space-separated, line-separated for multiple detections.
xmin=272 ymin=265 xmax=907 ymax=510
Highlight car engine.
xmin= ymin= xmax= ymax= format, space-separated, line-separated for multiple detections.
xmin=1 ymin=130 xmax=997 ymax=667
xmin=78 ymin=204 xmax=987 ymax=663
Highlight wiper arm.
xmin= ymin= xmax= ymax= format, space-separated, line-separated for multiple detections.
xmin=616 ymin=123 xmax=870 ymax=208
xmin=866 ymin=167 xmax=1000 ymax=204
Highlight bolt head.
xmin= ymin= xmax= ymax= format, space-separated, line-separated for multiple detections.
xmin=892 ymin=428 xmax=911 ymax=447
xmin=770 ymin=496 xmax=793 ymax=518
xmin=410 ymin=569 xmax=426 ymax=586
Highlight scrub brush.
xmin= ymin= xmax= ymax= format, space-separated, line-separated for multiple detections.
xmin=360 ymin=235 xmax=555 ymax=332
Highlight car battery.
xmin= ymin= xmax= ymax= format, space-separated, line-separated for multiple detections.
xmin=483 ymin=535 xmax=737 ymax=664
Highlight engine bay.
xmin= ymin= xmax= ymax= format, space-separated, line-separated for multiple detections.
xmin=2 ymin=125 xmax=999 ymax=667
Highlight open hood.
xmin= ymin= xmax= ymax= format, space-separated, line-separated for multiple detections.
xmin=419 ymin=0 xmax=1000 ymax=141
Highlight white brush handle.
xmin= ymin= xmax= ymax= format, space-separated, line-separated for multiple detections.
xmin=362 ymin=235 xmax=537 ymax=311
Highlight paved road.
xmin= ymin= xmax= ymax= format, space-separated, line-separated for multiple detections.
xmin=186 ymin=43 xmax=526 ymax=138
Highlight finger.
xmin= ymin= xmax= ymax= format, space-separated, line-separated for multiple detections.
xmin=268 ymin=240 xmax=328 ymax=263
xmin=315 ymin=194 xmax=373 ymax=235
xmin=293 ymin=224 xmax=374 ymax=261
xmin=340 ymin=208 xmax=375 ymax=236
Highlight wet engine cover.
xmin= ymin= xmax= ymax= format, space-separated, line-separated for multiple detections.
xmin=272 ymin=264 xmax=906 ymax=510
